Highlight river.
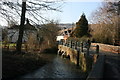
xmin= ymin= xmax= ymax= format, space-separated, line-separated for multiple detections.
xmin=20 ymin=53 xmax=87 ymax=79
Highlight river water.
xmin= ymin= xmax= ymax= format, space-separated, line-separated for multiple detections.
xmin=21 ymin=53 xmax=87 ymax=79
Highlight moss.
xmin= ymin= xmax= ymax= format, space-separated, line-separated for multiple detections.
xmin=85 ymin=56 xmax=93 ymax=73
xmin=79 ymin=53 xmax=87 ymax=72
xmin=79 ymin=53 xmax=93 ymax=73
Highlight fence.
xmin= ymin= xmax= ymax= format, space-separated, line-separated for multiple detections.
xmin=58 ymin=40 xmax=99 ymax=66
xmin=58 ymin=40 xmax=105 ymax=78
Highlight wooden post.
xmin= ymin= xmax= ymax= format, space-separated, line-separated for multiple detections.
xmin=63 ymin=42 xmax=65 ymax=46
xmin=60 ymin=40 xmax=62 ymax=45
xmin=67 ymin=41 xmax=69 ymax=47
xmin=72 ymin=42 xmax=74 ymax=49
xmin=66 ymin=41 xmax=68 ymax=47
xmin=77 ymin=49 xmax=80 ymax=66
xmin=96 ymin=45 xmax=99 ymax=54
xmin=58 ymin=41 xmax=60 ymax=45
xmin=63 ymin=40 xmax=65 ymax=46
xmin=87 ymin=44 xmax=89 ymax=56
xmin=81 ymin=42 xmax=83 ymax=52
xmin=69 ymin=41 xmax=71 ymax=47
xmin=75 ymin=41 xmax=77 ymax=49
xmin=77 ymin=42 xmax=79 ymax=47
xmin=70 ymin=41 xmax=72 ymax=48
xmin=62 ymin=40 xmax=63 ymax=45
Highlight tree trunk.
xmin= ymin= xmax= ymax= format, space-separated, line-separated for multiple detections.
xmin=16 ymin=2 xmax=26 ymax=53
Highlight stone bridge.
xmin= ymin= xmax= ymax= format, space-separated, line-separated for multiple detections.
xmin=58 ymin=45 xmax=78 ymax=64
xmin=57 ymin=41 xmax=109 ymax=79
xmin=58 ymin=42 xmax=99 ymax=65
xmin=57 ymin=41 xmax=120 ymax=79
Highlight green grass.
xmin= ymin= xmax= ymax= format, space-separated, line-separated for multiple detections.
xmin=2 ymin=43 xmax=21 ymax=47
xmin=2 ymin=43 xmax=26 ymax=50
xmin=2 ymin=50 xmax=49 ymax=79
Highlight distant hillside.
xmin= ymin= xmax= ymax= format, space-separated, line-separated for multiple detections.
xmin=58 ymin=23 xmax=76 ymax=29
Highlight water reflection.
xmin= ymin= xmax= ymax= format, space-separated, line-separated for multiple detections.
xmin=21 ymin=54 xmax=86 ymax=78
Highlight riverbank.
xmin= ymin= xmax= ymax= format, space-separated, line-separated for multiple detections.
xmin=2 ymin=50 xmax=51 ymax=79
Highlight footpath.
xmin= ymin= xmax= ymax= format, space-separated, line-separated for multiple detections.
xmin=102 ymin=51 xmax=120 ymax=79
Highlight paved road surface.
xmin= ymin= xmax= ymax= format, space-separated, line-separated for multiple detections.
xmin=102 ymin=51 xmax=120 ymax=79
xmin=88 ymin=49 xmax=120 ymax=79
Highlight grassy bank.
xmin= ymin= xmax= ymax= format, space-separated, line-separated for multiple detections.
xmin=2 ymin=50 xmax=49 ymax=79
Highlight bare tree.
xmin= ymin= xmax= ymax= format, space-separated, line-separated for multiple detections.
xmin=38 ymin=21 xmax=60 ymax=50
xmin=16 ymin=1 xmax=26 ymax=53
xmin=90 ymin=1 xmax=120 ymax=45
xmin=0 ymin=0 xmax=63 ymax=52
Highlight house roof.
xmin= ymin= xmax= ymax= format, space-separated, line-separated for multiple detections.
xmin=58 ymin=27 xmax=76 ymax=36
xmin=8 ymin=21 xmax=36 ymax=30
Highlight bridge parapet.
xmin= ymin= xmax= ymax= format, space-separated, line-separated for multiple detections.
xmin=58 ymin=40 xmax=101 ymax=72
xmin=86 ymin=55 xmax=105 ymax=79
xmin=91 ymin=43 xmax=119 ymax=54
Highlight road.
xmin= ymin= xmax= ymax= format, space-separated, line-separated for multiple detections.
xmin=87 ymin=49 xmax=120 ymax=79
xmin=102 ymin=51 xmax=120 ymax=79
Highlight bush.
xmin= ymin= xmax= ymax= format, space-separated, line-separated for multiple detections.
xmin=2 ymin=50 xmax=48 ymax=79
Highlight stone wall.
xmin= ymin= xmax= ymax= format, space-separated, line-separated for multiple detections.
xmin=58 ymin=45 xmax=77 ymax=64
xmin=91 ymin=43 xmax=120 ymax=53
xmin=58 ymin=45 xmax=95 ymax=72
xmin=87 ymin=55 xmax=105 ymax=79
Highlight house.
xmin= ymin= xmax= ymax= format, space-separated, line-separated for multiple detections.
xmin=56 ymin=36 xmax=64 ymax=41
xmin=57 ymin=26 xmax=76 ymax=42
xmin=7 ymin=19 xmax=37 ymax=43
